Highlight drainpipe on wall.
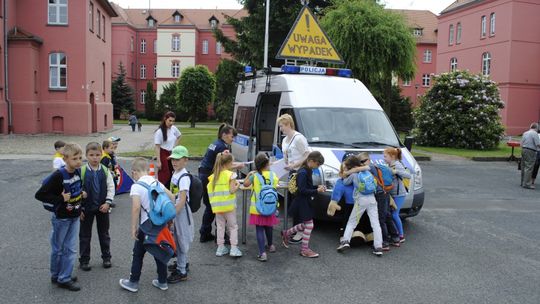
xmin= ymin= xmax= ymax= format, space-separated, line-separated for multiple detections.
xmin=4 ymin=0 xmax=11 ymax=134
xmin=135 ymin=31 xmax=139 ymax=112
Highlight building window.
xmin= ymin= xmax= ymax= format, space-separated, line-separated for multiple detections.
xmin=450 ymin=57 xmax=458 ymax=72
xmin=456 ymin=22 xmax=462 ymax=43
xmin=48 ymin=0 xmax=68 ymax=25
xmin=172 ymin=35 xmax=181 ymax=52
xmin=422 ymin=74 xmax=430 ymax=87
xmin=423 ymin=50 xmax=432 ymax=63
xmin=216 ymin=42 xmax=222 ymax=55
xmin=413 ymin=28 xmax=423 ymax=37
xmin=154 ymin=64 xmax=157 ymax=79
xmin=210 ymin=19 xmax=217 ymax=29
xmin=148 ymin=18 xmax=155 ymax=27
xmin=172 ymin=61 xmax=180 ymax=78
xmin=174 ymin=14 xmax=181 ymax=23
xmin=96 ymin=10 xmax=101 ymax=38
xmin=140 ymin=64 xmax=146 ymax=79
xmin=202 ymin=40 xmax=208 ymax=54
xmin=481 ymin=16 xmax=487 ymax=37
xmin=490 ymin=13 xmax=496 ymax=36
xmin=449 ymin=24 xmax=454 ymax=45
xmin=89 ymin=2 xmax=94 ymax=32
xmin=402 ymin=79 xmax=411 ymax=86
xmin=140 ymin=90 xmax=146 ymax=104
xmin=102 ymin=15 xmax=106 ymax=41
xmin=130 ymin=37 xmax=134 ymax=52
xmin=153 ymin=39 xmax=157 ymax=53
xmin=102 ymin=62 xmax=106 ymax=96
xmin=140 ymin=39 xmax=146 ymax=54
xmin=482 ymin=52 xmax=491 ymax=76
xmin=49 ymin=52 xmax=67 ymax=89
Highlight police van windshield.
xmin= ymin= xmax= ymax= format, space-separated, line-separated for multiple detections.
xmin=296 ymin=108 xmax=400 ymax=148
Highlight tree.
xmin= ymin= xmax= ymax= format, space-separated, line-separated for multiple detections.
xmin=413 ymin=71 xmax=505 ymax=149
xmin=144 ymin=81 xmax=159 ymax=121
xmin=320 ymin=0 xmax=416 ymax=115
xmin=177 ymin=65 xmax=216 ymax=128
xmin=214 ymin=0 xmax=331 ymax=68
xmin=388 ymin=85 xmax=414 ymax=132
xmin=158 ymin=83 xmax=189 ymax=121
xmin=111 ymin=62 xmax=134 ymax=119
xmin=214 ymin=59 xmax=244 ymax=123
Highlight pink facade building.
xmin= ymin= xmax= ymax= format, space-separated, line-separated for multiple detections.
xmin=111 ymin=4 xmax=245 ymax=112
xmin=0 ymin=0 xmax=117 ymax=135
xmin=393 ymin=10 xmax=438 ymax=107
xmin=437 ymin=0 xmax=540 ymax=135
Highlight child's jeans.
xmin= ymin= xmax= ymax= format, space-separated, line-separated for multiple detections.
xmin=129 ymin=229 xmax=168 ymax=284
xmin=216 ymin=210 xmax=238 ymax=247
xmin=50 ymin=214 xmax=79 ymax=283
xmin=343 ymin=195 xmax=382 ymax=249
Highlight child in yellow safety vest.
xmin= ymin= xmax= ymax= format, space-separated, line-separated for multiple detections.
xmin=243 ymin=153 xmax=280 ymax=262
xmin=207 ymin=152 xmax=242 ymax=257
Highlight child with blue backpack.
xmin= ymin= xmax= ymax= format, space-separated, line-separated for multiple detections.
xmin=384 ymin=148 xmax=411 ymax=243
xmin=338 ymin=155 xmax=384 ymax=256
xmin=243 ymin=153 xmax=280 ymax=262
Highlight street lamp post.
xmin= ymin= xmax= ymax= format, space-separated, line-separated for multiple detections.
xmin=263 ymin=0 xmax=270 ymax=68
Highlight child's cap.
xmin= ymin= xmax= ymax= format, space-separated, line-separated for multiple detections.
xmin=168 ymin=146 xmax=189 ymax=159
xmin=108 ymin=136 xmax=121 ymax=142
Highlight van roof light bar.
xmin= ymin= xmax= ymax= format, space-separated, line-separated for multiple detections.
xmin=280 ymin=65 xmax=352 ymax=78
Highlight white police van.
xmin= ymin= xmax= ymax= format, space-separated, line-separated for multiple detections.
xmin=231 ymin=65 xmax=424 ymax=220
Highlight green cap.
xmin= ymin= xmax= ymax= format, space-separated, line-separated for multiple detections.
xmin=168 ymin=145 xmax=189 ymax=159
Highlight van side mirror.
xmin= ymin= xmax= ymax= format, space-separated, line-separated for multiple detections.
xmin=404 ymin=136 xmax=414 ymax=151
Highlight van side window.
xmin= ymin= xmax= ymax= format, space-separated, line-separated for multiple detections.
xmin=234 ymin=106 xmax=255 ymax=135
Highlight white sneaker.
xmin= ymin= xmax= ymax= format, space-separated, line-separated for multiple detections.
xmin=119 ymin=279 xmax=138 ymax=292
xmin=229 ymin=246 xmax=243 ymax=257
xmin=152 ymin=279 xmax=168 ymax=291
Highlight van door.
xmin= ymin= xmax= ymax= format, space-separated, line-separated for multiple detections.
xmin=252 ymin=93 xmax=281 ymax=157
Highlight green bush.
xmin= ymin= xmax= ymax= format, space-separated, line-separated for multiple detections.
xmin=413 ymin=71 xmax=505 ymax=149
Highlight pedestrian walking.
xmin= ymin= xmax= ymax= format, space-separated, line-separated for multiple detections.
xmin=128 ymin=113 xmax=138 ymax=132
xmin=521 ymin=123 xmax=540 ymax=189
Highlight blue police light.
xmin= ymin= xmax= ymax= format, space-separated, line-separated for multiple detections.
xmin=244 ymin=66 xmax=253 ymax=73
xmin=337 ymin=69 xmax=352 ymax=78
xmin=281 ymin=65 xmax=300 ymax=74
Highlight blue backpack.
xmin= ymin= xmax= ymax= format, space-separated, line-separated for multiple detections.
xmin=137 ymin=181 xmax=177 ymax=226
xmin=254 ymin=172 xmax=279 ymax=216
xmin=356 ymin=171 xmax=376 ymax=195
xmin=41 ymin=168 xmax=82 ymax=212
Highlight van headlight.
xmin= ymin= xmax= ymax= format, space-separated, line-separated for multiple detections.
xmin=321 ymin=165 xmax=340 ymax=190
xmin=414 ymin=163 xmax=423 ymax=190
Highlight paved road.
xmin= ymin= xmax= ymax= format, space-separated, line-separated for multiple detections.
xmin=0 ymin=159 xmax=538 ymax=304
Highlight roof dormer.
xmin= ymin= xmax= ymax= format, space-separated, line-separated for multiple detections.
xmin=173 ymin=10 xmax=183 ymax=23
xmin=146 ymin=15 xmax=157 ymax=28
xmin=209 ymin=15 xmax=219 ymax=29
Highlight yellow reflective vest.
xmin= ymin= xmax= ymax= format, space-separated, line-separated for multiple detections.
xmin=207 ymin=170 xmax=236 ymax=213
xmin=249 ymin=171 xmax=279 ymax=215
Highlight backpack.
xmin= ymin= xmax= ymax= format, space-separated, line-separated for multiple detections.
xmin=137 ymin=181 xmax=177 ymax=226
xmin=374 ymin=164 xmax=394 ymax=193
xmin=254 ymin=172 xmax=279 ymax=216
xmin=179 ymin=172 xmax=203 ymax=213
xmin=288 ymin=172 xmax=298 ymax=195
xmin=355 ymin=171 xmax=376 ymax=195
xmin=40 ymin=168 xmax=81 ymax=212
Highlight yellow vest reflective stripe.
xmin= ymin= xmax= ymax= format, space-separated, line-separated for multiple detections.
xmin=249 ymin=171 xmax=279 ymax=215
xmin=207 ymin=170 xmax=236 ymax=213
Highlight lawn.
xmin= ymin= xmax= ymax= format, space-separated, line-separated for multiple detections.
xmin=413 ymin=142 xmax=521 ymax=159
xmin=114 ymin=119 xmax=221 ymax=126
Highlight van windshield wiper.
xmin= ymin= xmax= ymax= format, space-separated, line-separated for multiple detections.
xmin=308 ymin=140 xmax=351 ymax=147
xmin=350 ymin=141 xmax=397 ymax=148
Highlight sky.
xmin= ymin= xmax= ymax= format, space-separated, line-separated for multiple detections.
xmin=112 ymin=0 xmax=457 ymax=15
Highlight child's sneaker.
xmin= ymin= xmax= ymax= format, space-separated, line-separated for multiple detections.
xmin=167 ymin=270 xmax=188 ymax=284
xmin=391 ymin=240 xmax=401 ymax=247
xmin=382 ymin=242 xmax=390 ymax=251
xmin=336 ymin=241 xmax=350 ymax=253
xmin=372 ymin=248 xmax=383 ymax=257
xmin=257 ymin=252 xmax=268 ymax=262
xmin=399 ymin=236 xmax=406 ymax=243
xmin=281 ymin=230 xmax=289 ymax=248
xmin=152 ymin=279 xmax=168 ymax=291
xmin=266 ymin=244 xmax=276 ymax=253
xmin=300 ymin=248 xmax=320 ymax=258
xmin=230 ymin=246 xmax=243 ymax=257
xmin=216 ymin=246 xmax=230 ymax=257
xmin=289 ymin=233 xmax=302 ymax=244
xmin=119 ymin=279 xmax=139 ymax=292
xmin=168 ymin=261 xmax=177 ymax=271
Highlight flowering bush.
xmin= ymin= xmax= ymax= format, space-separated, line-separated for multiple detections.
xmin=413 ymin=71 xmax=505 ymax=149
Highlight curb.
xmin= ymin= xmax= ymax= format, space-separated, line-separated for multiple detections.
xmin=471 ymin=156 xmax=519 ymax=162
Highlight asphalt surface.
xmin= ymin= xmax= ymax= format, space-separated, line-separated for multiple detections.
xmin=0 ymin=159 xmax=539 ymax=304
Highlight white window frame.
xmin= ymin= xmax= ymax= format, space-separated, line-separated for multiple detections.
xmin=450 ymin=57 xmax=458 ymax=72
xmin=49 ymin=52 xmax=67 ymax=89
xmin=140 ymin=64 xmax=146 ymax=79
xmin=174 ymin=14 xmax=181 ymax=23
xmin=172 ymin=35 xmax=181 ymax=52
xmin=148 ymin=19 xmax=155 ymax=27
xmin=172 ymin=61 xmax=180 ymax=78
xmin=482 ymin=52 xmax=491 ymax=76
xmin=216 ymin=42 xmax=222 ymax=55
xmin=490 ymin=13 xmax=496 ymax=36
xmin=402 ymin=79 xmax=411 ymax=86
xmin=48 ymin=0 xmax=68 ymax=25
xmin=449 ymin=24 xmax=454 ymax=45
xmin=140 ymin=39 xmax=146 ymax=54
xmin=422 ymin=74 xmax=431 ymax=87
xmin=140 ymin=90 xmax=146 ymax=104
xmin=456 ymin=22 xmax=462 ymax=43
xmin=423 ymin=50 xmax=432 ymax=63
xmin=202 ymin=40 xmax=209 ymax=55
xmin=413 ymin=28 xmax=423 ymax=37
xmin=481 ymin=16 xmax=487 ymax=37
xmin=210 ymin=19 xmax=217 ymax=29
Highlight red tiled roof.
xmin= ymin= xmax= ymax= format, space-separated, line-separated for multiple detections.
xmin=97 ymin=0 xmax=118 ymax=17
xmin=390 ymin=9 xmax=438 ymax=44
xmin=7 ymin=27 xmax=43 ymax=44
xmin=440 ymin=0 xmax=484 ymax=15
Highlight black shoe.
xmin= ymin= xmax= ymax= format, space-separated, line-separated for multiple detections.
xmin=80 ymin=262 xmax=91 ymax=271
xmin=103 ymin=258 xmax=112 ymax=269
xmin=51 ymin=276 xmax=77 ymax=284
xmin=168 ymin=261 xmax=177 ymax=272
xmin=200 ymin=233 xmax=215 ymax=243
xmin=57 ymin=280 xmax=81 ymax=291
xmin=167 ymin=270 xmax=188 ymax=284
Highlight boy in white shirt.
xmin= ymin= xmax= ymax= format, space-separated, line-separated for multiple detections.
xmin=52 ymin=140 xmax=66 ymax=170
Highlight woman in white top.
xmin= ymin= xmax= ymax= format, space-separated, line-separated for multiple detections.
xmin=278 ymin=114 xmax=310 ymax=172
xmin=154 ymin=111 xmax=182 ymax=186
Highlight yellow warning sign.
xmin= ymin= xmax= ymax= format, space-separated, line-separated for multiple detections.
xmin=277 ymin=6 xmax=344 ymax=64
